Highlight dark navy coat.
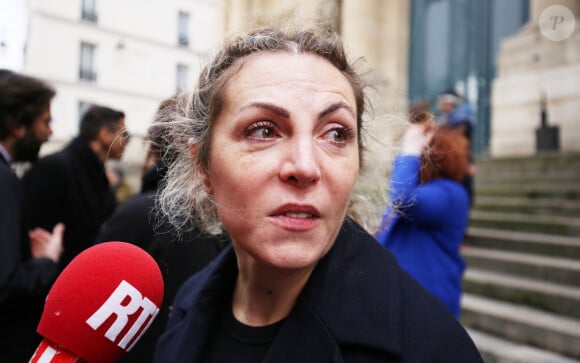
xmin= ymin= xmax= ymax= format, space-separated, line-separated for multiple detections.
xmin=154 ymin=220 xmax=483 ymax=362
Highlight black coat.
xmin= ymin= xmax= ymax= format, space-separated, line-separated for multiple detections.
xmin=21 ymin=137 xmax=116 ymax=271
xmin=154 ymin=220 xmax=483 ymax=363
xmin=0 ymin=155 xmax=23 ymax=291
xmin=95 ymin=191 xmax=159 ymax=250
xmin=96 ymin=190 xmax=228 ymax=363
xmin=0 ymin=155 xmax=59 ymax=362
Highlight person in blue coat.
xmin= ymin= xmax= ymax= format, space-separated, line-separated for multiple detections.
xmin=375 ymin=121 xmax=471 ymax=317
xmin=153 ymin=26 xmax=483 ymax=362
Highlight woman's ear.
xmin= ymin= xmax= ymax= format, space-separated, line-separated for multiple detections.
xmin=189 ymin=140 xmax=213 ymax=195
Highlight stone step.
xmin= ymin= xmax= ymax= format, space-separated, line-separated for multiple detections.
xmin=469 ymin=211 xmax=580 ymax=236
xmin=461 ymin=294 xmax=580 ymax=359
xmin=462 ymin=247 xmax=580 ymax=285
xmin=467 ymin=329 xmax=580 ymax=363
xmin=474 ymin=153 xmax=580 ymax=173
xmin=476 ymin=173 xmax=580 ymax=185
xmin=463 ymin=268 xmax=580 ymax=319
xmin=475 ymin=183 xmax=580 ymax=200
xmin=467 ymin=328 xmax=580 ymax=363
xmin=474 ymin=164 xmax=580 ymax=181
xmin=475 ymin=173 xmax=580 ymax=187
xmin=466 ymin=227 xmax=580 ymax=259
xmin=473 ymin=196 xmax=580 ymax=217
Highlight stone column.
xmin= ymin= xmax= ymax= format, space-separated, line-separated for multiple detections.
xmin=220 ymin=0 xmax=340 ymax=36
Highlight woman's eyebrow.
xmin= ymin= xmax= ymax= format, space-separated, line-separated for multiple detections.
xmin=319 ymin=102 xmax=355 ymax=120
xmin=238 ymin=102 xmax=290 ymax=118
xmin=238 ymin=101 xmax=355 ymax=120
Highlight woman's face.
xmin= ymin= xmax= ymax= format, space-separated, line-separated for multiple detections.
xmin=204 ymin=52 xmax=359 ymax=270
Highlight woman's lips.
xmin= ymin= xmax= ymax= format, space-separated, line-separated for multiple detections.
xmin=269 ymin=204 xmax=321 ymax=231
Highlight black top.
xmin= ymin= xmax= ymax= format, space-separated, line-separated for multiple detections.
xmin=203 ymin=303 xmax=284 ymax=363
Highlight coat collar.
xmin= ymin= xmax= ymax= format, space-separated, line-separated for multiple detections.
xmin=170 ymin=220 xmax=404 ymax=362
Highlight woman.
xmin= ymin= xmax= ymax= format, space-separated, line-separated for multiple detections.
xmin=375 ymin=121 xmax=471 ymax=318
xmin=153 ymin=27 xmax=482 ymax=362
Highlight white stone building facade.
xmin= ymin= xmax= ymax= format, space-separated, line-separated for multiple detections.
xmin=12 ymin=0 xmax=220 ymax=162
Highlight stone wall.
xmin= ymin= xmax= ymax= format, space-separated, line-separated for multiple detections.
xmin=491 ymin=0 xmax=580 ymax=156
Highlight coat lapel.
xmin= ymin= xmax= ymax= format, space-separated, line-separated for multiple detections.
xmin=263 ymin=298 xmax=345 ymax=363
xmin=159 ymin=250 xmax=238 ymax=363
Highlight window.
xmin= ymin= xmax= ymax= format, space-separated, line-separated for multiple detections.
xmin=79 ymin=42 xmax=97 ymax=81
xmin=178 ymin=11 xmax=190 ymax=47
xmin=81 ymin=0 xmax=97 ymax=22
xmin=176 ymin=64 xmax=189 ymax=92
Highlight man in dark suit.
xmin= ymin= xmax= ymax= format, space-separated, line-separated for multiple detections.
xmin=0 ymin=69 xmax=64 ymax=362
xmin=21 ymin=105 xmax=128 ymax=271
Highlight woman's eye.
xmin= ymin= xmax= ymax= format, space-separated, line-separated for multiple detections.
xmin=322 ymin=127 xmax=351 ymax=144
xmin=245 ymin=122 xmax=277 ymax=139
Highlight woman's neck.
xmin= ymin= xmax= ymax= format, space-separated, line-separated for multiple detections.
xmin=232 ymin=257 xmax=314 ymax=327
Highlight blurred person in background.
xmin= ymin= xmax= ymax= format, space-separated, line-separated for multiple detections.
xmin=97 ymin=97 xmax=181 ymax=252
xmin=10 ymin=80 xmax=56 ymax=177
xmin=375 ymin=116 xmax=471 ymax=318
xmin=105 ymin=164 xmax=134 ymax=204
xmin=21 ymin=105 xmax=128 ymax=272
xmin=0 ymin=69 xmax=65 ymax=362
xmin=437 ymin=89 xmax=476 ymax=205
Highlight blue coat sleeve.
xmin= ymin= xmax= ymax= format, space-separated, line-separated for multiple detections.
xmin=389 ymin=154 xmax=465 ymax=227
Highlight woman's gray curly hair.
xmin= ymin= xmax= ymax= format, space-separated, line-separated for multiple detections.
xmin=156 ymin=26 xmax=371 ymax=235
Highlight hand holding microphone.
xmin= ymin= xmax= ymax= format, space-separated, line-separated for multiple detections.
xmin=29 ymin=242 xmax=164 ymax=363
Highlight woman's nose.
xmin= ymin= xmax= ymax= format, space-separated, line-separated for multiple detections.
xmin=279 ymin=136 xmax=321 ymax=187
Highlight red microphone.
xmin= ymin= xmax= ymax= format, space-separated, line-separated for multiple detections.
xmin=29 ymin=242 xmax=164 ymax=363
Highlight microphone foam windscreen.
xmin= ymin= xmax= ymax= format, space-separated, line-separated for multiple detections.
xmin=37 ymin=242 xmax=164 ymax=363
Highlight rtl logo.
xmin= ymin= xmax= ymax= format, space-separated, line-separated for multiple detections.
xmin=86 ymin=280 xmax=159 ymax=351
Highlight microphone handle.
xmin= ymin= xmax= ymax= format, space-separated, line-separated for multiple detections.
xmin=29 ymin=339 xmax=86 ymax=363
